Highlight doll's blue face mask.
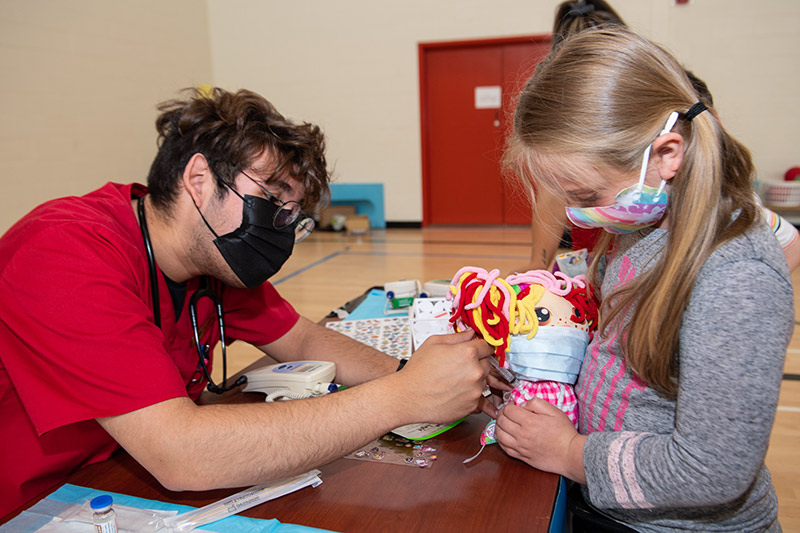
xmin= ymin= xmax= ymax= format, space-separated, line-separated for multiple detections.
xmin=505 ymin=326 xmax=590 ymax=385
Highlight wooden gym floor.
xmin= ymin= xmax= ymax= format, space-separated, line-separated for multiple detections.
xmin=215 ymin=226 xmax=800 ymax=530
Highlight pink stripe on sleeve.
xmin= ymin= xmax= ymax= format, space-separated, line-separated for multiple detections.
xmin=607 ymin=433 xmax=653 ymax=509
xmin=621 ymin=434 xmax=654 ymax=509
xmin=607 ymin=432 xmax=635 ymax=508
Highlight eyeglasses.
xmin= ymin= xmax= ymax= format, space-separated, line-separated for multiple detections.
xmin=241 ymin=170 xmax=315 ymax=243
xmin=189 ymin=284 xmax=247 ymax=394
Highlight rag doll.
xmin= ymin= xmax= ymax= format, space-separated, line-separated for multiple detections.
xmin=447 ymin=267 xmax=598 ymax=459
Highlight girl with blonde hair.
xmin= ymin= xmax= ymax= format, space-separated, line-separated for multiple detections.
xmin=521 ymin=0 xmax=800 ymax=275
xmin=497 ymin=27 xmax=791 ymax=531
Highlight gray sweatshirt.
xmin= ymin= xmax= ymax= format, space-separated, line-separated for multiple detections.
xmin=576 ymin=220 xmax=792 ymax=532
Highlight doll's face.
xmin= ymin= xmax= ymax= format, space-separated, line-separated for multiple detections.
xmin=535 ymin=290 xmax=591 ymax=332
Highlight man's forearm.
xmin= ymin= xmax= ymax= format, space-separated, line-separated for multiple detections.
xmin=100 ymin=374 xmax=409 ymax=492
xmin=100 ymin=331 xmax=491 ymax=494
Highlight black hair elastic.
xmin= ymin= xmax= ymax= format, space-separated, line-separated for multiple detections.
xmin=684 ymin=102 xmax=708 ymax=121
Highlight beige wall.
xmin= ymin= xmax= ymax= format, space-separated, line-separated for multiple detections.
xmin=1 ymin=1 xmax=798 ymax=230
xmin=208 ymin=0 xmax=800 ymax=222
xmin=0 ymin=1 xmax=212 ymax=233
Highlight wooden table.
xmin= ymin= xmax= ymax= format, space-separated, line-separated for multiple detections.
xmin=4 ymin=383 xmax=559 ymax=532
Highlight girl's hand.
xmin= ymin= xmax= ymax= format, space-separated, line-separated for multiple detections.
xmin=495 ymin=398 xmax=587 ymax=483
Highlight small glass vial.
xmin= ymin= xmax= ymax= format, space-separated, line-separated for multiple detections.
xmin=90 ymin=495 xmax=118 ymax=533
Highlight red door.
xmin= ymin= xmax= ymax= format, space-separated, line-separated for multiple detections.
xmin=420 ymin=36 xmax=550 ymax=226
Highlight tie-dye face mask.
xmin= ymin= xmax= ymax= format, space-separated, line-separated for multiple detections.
xmin=565 ymin=112 xmax=679 ymax=235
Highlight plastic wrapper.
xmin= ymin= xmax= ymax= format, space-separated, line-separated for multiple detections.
xmin=159 ymin=469 xmax=323 ymax=532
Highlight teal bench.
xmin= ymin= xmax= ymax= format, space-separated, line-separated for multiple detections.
xmin=329 ymin=183 xmax=385 ymax=228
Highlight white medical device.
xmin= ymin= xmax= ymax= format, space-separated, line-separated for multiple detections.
xmin=242 ymin=361 xmax=337 ymax=402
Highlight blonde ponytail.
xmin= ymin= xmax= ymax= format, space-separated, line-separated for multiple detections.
xmin=503 ymin=28 xmax=757 ymax=394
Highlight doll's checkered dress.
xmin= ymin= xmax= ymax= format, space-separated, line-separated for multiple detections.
xmin=508 ymin=380 xmax=579 ymax=428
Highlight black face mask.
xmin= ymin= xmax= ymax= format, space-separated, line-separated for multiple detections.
xmin=196 ymin=192 xmax=295 ymax=289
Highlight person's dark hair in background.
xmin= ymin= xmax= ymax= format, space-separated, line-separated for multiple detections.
xmin=685 ymin=70 xmax=714 ymax=108
xmin=553 ymin=1 xmax=715 ymax=111
xmin=552 ymin=0 xmax=626 ymax=49
xmin=147 ymin=87 xmax=330 ymax=216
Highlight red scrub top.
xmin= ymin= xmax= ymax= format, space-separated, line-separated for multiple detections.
xmin=0 ymin=182 xmax=299 ymax=516
xmin=570 ymin=227 xmax=603 ymax=254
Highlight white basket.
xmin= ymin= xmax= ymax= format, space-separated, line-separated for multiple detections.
xmin=765 ymin=182 xmax=800 ymax=207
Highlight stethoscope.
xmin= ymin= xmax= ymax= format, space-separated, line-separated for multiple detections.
xmin=137 ymin=196 xmax=246 ymax=394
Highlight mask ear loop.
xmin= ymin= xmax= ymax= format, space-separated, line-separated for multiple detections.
xmin=191 ymin=178 xmax=246 ymax=239
xmin=638 ymin=111 xmax=680 ymax=200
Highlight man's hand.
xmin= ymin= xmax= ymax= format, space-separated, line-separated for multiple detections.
xmin=495 ymin=398 xmax=587 ymax=483
xmin=396 ymin=330 xmax=492 ymax=425
xmin=476 ymin=364 xmax=513 ymax=418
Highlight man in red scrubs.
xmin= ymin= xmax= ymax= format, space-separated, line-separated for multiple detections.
xmin=0 ymin=88 xmax=493 ymax=516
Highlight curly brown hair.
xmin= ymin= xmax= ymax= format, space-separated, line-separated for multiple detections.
xmin=146 ymin=87 xmax=330 ymax=215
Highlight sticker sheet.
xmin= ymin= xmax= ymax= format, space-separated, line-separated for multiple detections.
xmin=344 ymin=434 xmax=441 ymax=468
xmin=325 ymin=317 xmax=412 ymax=359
